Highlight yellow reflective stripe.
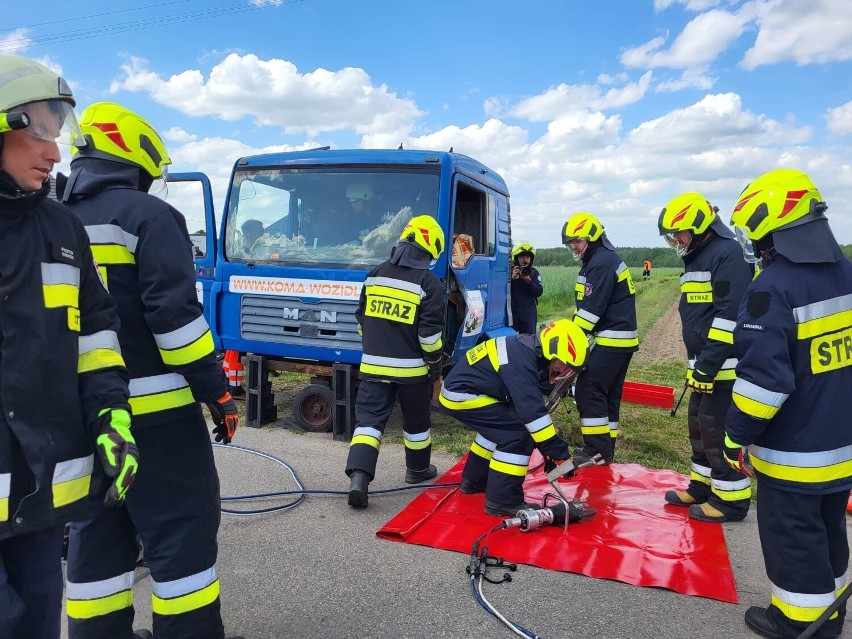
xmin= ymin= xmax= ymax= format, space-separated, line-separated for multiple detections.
xmin=351 ymin=435 xmax=381 ymax=449
xmin=0 ymin=498 xmax=7 ymax=522
xmin=91 ymin=244 xmax=136 ymax=265
xmin=573 ymin=315 xmax=596 ymax=332
xmin=711 ymin=485 xmax=752 ymax=502
xmin=690 ymin=470 xmax=711 ymax=485
xmin=581 ymin=424 xmax=611 ymax=435
xmin=594 ymin=336 xmax=639 ymax=348
xmin=365 ymin=284 xmax=422 ymax=306
xmin=404 ymin=437 xmax=431 ymax=451
xmin=470 ymin=440 xmax=493 ymax=460
xmin=439 ymin=393 xmax=499 ymax=410
xmin=130 ymin=387 xmax=196 ymax=415
xmin=78 ymin=349 xmax=126 ymax=373
xmin=66 ymin=590 xmax=133 ymax=619
xmin=796 ymin=308 xmax=852 ymax=340
xmin=360 ymin=363 xmax=428 ymax=378
xmin=152 ymin=579 xmax=220 ymax=616
xmin=53 ymin=472 xmax=92 ymax=508
xmin=750 ymin=455 xmax=852 ymax=484
xmin=489 ymin=458 xmax=528 ymax=477
xmin=531 ymin=425 xmax=558 ymax=443
xmin=159 ymin=331 xmax=215 ymax=367
xmin=733 ymin=392 xmax=780 ymax=420
xmin=707 ymin=328 xmax=734 ymax=344
xmin=771 ymin=590 xmax=838 ymax=623
xmin=681 ymin=281 xmax=713 ymax=293
xmin=714 ymin=369 xmax=737 ymax=381
xmin=43 ymin=284 xmax=79 ymax=308
xmin=420 ymin=338 xmax=443 ymax=353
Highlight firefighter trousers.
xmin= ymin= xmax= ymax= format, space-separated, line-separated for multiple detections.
xmin=757 ymin=481 xmax=849 ymax=638
xmin=574 ymin=347 xmax=632 ymax=462
xmin=66 ymin=410 xmax=223 ymax=639
xmin=684 ymin=386 xmax=750 ymax=517
xmin=346 ymin=380 xmax=432 ymax=480
xmin=443 ymin=403 xmax=535 ymax=511
xmin=0 ymin=525 xmax=64 ymax=639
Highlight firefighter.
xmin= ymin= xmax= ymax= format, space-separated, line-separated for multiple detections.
xmin=658 ymin=193 xmax=752 ymax=523
xmin=346 ymin=215 xmax=446 ymax=508
xmin=561 ymin=212 xmax=638 ymax=465
xmin=0 ymin=55 xmax=135 ymax=638
xmin=62 ymin=102 xmax=241 ymax=639
xmin=510 ymin=241 xmax=543 ymax=334
xmin=724 ymin=169 xmax=852 ymax=639
xmin=642 ymin=258 xmax=652 ymax=280
xmin=440 ymin=320 xmax=592 ymax=516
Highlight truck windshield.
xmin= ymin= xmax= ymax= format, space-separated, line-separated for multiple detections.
xmin=224 ymin=166 xmax=440 ymax=268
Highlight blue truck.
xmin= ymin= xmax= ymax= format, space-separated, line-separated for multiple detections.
xmin=170 ymin=148 xmax=514 ymax=436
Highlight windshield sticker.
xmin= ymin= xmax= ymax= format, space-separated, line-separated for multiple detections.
xmin=229 ymin=276 xmax=362 ymax=301
xmin=463 ymin=290 xmax=485 ymax=337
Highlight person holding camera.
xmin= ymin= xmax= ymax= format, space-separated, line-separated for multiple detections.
xmin=510 ymin=242 xmax=543 ymax=334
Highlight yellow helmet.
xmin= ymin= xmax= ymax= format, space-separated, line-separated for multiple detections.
xmin=512 ymin=242 xmax=536 ymax=260
xmin=73 ymin=102 xmax=171 ymax=178
xmin=400 ymin=214 xmax=445 ymax=260
xmin=731 ymin=169 xmax=825 ymax=241
xmin=539 ymin=319 xmax=589 ymax=368
xmin=658 ymin=192 xmax=717 ymax=256
xmin=561 ymin=212 xmax=604 ymax=244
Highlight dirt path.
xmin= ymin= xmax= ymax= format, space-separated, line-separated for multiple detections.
xmin=635 ymin=298 xmax=686 ymax=366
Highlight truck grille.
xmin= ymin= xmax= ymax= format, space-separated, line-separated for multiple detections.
xmin=240 ymin=295 xmax=362 ymax=351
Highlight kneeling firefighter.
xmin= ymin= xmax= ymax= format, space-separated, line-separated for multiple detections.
xmin=439 ymin=320 xmax=592 ymax=517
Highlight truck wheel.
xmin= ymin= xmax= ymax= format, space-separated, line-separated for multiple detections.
xmin=293 ymin=384 xmax=334 ymax=433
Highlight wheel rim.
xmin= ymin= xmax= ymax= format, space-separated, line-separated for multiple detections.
xmin=297 ymin=392 xmax=332 ymax=428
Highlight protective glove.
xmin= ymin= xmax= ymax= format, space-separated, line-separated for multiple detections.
xmin=543 ymin=455 xmax=576 ymax=479
xmin=95 ymin=408 xmax=139 ymax=507
xmin=687 ymin=368 xmax=715 ymax=394
xmin=206 ymin=393 xmax=239 ymax=444
xmin=723 ymin=433 xmax=754 ymax=478
xmin=538 ymin=435 xmax=571 ymax=466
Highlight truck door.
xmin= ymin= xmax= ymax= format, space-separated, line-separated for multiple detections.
xmin=162 ymin=172 xmax=217 ymax=326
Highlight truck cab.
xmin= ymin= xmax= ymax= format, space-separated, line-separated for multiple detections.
xmin=168 ymin=148 xmax=513 ymax=435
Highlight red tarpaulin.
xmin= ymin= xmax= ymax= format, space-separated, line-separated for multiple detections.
xmin=378 ymin=453 xmax=738 ymax=603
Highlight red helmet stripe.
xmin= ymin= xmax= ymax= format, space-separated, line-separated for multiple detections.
xmin=779 ymin=190 xmax=808 ymax=218
xmin=565 ymin=335 xmax=576 ymax=361
xmin=671 ymin=204 xmax=691 ymax=225
xmin=733 ymin=190 xmax=760 ymax=213
xmin=92 ymin=122 xmax=131 ymax=152
xmin=418 ymin=227 xmax=432 ymax=245
xmin=572 ymin=220 xmax=587 ymax=234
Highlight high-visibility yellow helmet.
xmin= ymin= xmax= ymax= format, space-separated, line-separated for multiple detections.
xmin=731 ymin=169 xmax=825 ymax=241
xmin=512 ymin=242 xmax=536 ymax=260
xmin=561 ymin=212 xmax=604 ymax=244
xmin=658 ymin=192 xmax=717 ymax=256
xmin=539 ymin=319 xmax=589 ymax=368
xmin=73 ymin=102 xmax=171 ymax=179
xmin=400 ymin=214 xmax=445 ymax=260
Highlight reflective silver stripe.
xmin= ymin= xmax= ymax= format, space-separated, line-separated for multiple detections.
xmin=595 ymin=329 xmax=638 ymax=339
xmin=85 ymin=224 xmax=139 ymax=254
xmin=610 ymin=421 xmax=619 ymax=428
xmin=576 ymin=275 xmax=587 ymax=284
xmin=680 ymin=271 xmax=711 ymax=284
xmin=711 ymin=317 xmax=737 ymax=332
xmin=712 ymin=477 xmax=752 ymax=491
xmin=691 ymin=462 xmax=711 ymax=478
xmin=615 ymin=262 xmax=628 ymax=276
xmin=129 ymin=373 xmax=190 ymax=397
xmin=152 ymin=566 xmax=218 ymax=599
xmin=494 ymin=336 xmax=509 ymax=366
xmin=353 ymin=426 xmax=383 ymax=440
xmin=580 ymin=417 xmax=609 ymax=426
xmin=364 ymin=276 xmax=425 ymax=298
xmin=79 ymin=330 xmax=122 ymax=356
xmin=750 ymin=443 xmax=852 ymax=468
xmin=66 ymin=571 xmax=135 ymax=599
xmin=440 ymin=388 xmax=486 ymax=402
xmin=525 ymin=414 xmax=553 ymax=433
xmin=733 ymin=378 xmax=788 ymax=407
xmin=404 ymin=430 xmax=431 ymax=443
xmin=793 ymin=293 xmax=852 ymax=324
xmin=53 ymin=454 xmax=94 ymax=484
xmin=576 ymin=308 xmax=600 ymax=324
xmin=474 ymin=434 xmax=497 ymax=452
xmin=492 ymin=450 xmax=531 ymax=466
xmin=688 ymin=358 xmax=737 ymax=370
xmin=836 ymin=576 xmax=847 ymax=591
xmin=361 ymin=354 xmax=426 ymax=368
xmin=154 ymin=316 xmax=211 ymax=351
xmin=41 ymin=262 xmax=80 ymax=287
xmin=0 ymin=473 xmax=10 ymax=498
xmin=771 ymin=582 xmax=836 ymax=608
xmin=418 ymin=331 xmax=442 ymax=345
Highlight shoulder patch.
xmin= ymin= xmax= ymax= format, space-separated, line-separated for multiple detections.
xmin=741 ymin=322 xmax=765 ymax=332
xmin=584 ymin=282 xmax=594 ymax=296
xmin=714 ymin=280 xmax=730 ymax=298
xmin=746 ymin=291 xmax=771 ymax=318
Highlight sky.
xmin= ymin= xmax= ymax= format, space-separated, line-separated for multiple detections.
xmin=4 ymin=0 xmax=852 ymax=248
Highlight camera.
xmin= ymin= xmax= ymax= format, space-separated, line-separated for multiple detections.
xmin=520 ymin=265 xmax=532 ymax=276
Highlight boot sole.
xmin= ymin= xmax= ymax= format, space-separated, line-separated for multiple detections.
xmin=348 ymin=490 xmax=368 ymax=509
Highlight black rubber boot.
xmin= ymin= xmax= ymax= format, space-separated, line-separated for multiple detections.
xmin=133 ymin=631 xmax=153 ymax=639
xmin=404 ymin=464 xmax=437 ymax=484
xmin=459 ymin=478 xmax=485 ymax=494
xmin=348 ymin=471 xmax=370 ymax=509
xmin=744 ymin=606 xmax=797 ymax=639
xmin=483 ymin=500 xmax=538 ymax=517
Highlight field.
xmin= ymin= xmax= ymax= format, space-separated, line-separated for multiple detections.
xmin=253 ymin=265 xmax=699 ymax=476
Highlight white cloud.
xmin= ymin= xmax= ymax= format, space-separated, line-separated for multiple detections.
xmin=655 ymin=67 xmax=716 ymax=92
xmin=742 ymin=0 xmax=852 ymax=69
xmin=0 ymin=29 xmax=30 ymax=54
xmin=826 ymin=101 xmax=852 ymax=136
xmin=621 ymin=9 xmax=749 ymax=70
xmin=162 ymin=127 xmax=198 ymax=143
xmin=110 ymin=54 xmax=423 ymax=139
xmin=654 ymin=0 xmax=726 ymax=10
xmin=597 ymin=72 xmax=628 ymax=85
xmin=506 ymin=72 xmax=653 ymax=122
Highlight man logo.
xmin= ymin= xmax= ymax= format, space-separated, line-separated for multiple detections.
xmin=281 ymin=307 xmax=337 ymax=323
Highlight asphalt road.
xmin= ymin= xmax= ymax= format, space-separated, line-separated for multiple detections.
xmin=62 ymin=425 xmax=852 ymax=639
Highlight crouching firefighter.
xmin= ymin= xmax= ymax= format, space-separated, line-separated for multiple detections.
xmin=658 ymin=193 xmax=752 ymax=523
xmin=62 ymin=102 xmax=241 ymax=639
xmin=440 ymin=320 xmax=594 ymax=517
xmin=346 ymin=215 xmax=446 ymax=509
